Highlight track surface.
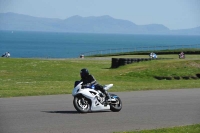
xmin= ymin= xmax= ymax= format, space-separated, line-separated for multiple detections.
xmin=1 ymin=89 xmax=200 ymax=133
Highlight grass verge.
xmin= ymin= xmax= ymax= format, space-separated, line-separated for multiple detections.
xmin=0 ymin=55 xmax=200 ymax=97
xmin=113 ymin=124 xmax=200 ymax=133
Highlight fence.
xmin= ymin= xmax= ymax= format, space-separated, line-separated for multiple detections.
xmin=111 ymin=58 xmax=170 ymax=68
xmin=82 ymin=44 xmax=200 ymax=57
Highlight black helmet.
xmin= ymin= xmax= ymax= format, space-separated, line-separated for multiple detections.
xmin=80 ymin=68 xmax=89 ymax=78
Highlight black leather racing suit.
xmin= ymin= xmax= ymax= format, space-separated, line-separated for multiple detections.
xmin=80 ymin=74 xmax=105 ymax=93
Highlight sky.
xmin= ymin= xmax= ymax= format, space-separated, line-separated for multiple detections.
xmin=0 ymin=0 xmax=200 ymax=30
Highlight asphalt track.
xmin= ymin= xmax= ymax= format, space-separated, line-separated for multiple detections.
xmin=1 ymin=89 xmax=200 ymax=133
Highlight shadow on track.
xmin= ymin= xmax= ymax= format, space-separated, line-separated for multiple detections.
xmin=42 ymin=110 xmax=78 ymax=114
xmin=42 ymin=110 xmax=111 ymax=114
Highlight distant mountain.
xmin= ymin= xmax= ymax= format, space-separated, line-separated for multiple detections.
xmin=0 ymin=12 xmax=62 ymax=31
xmin=171 ymin=26 xmax=200 ymax=35
xmin=0 ymin=12 xmax=199 ymax=35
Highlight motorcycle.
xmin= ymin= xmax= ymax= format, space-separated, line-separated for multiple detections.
xmin=179 ymin=54 xmax=185 ymax=59
xmin=149 ymin=52 xmax=157 ymax=59
xmin=72 ymin=81 xmax=122 ymax=113
xmin=1 ymin=52 xmax=10 ymax=58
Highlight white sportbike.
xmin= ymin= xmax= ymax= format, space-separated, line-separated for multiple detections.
xmin=72 ymin=81 xmax=122 ymax=113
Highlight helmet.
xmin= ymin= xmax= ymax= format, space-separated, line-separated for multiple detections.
xmin=80 ymin=68 xmax=89 ymax=78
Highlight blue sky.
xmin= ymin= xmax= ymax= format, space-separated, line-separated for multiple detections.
xmin=0 ymin=0 xmax=200 ymax=30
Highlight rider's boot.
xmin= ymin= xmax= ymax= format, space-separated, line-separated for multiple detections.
xmin=104 ymin=91 xmax=111 ymax=103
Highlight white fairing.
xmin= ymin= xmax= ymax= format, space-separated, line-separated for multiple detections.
xmin=72 ymin=82 xmax=82 ymax=96
xmin=103 ymin=84 xmax=113 ymax=91
xmin=149 ymin=52 xmax=157 ymax=59
xmin=72 ymin=82 xmax=113 ymax=111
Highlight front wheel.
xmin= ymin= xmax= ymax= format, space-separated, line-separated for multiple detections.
xmin=110 ymin=96 xmax=122 ymax=112
xmin=73 ymin=95 xmax=91 ymax=113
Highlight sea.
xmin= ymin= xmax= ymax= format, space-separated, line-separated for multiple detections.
xmin=0 ymin=30 xmax=200 ymax=58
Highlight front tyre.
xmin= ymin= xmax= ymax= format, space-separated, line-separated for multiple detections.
xmin=73 ymin=95 xmax=90 ymax=113
xmin=110 ymin=96 xmax=122 ymax=112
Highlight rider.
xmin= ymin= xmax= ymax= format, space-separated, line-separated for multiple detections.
xmin=180 ymin=51 xmax=184 ymax=56
xmin=179 ymin=51 xmax=185 ymax=58
xmin=80 ymin=68 xmax=111 ymax=103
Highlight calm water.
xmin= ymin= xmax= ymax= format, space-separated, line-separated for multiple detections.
xmin=0 ymin=31 xmax=200 ymax=58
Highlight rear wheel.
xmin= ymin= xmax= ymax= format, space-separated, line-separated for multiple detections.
xmin=73 ymin=95 xmax=90 ymax=113
xmin=110 ymin=96 xmax=122 ymax=112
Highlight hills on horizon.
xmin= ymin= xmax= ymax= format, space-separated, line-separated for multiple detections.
xmin=0 ymin=12 xmax=200 ymax=35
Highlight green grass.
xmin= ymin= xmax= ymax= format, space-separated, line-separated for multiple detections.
xmin=0 ymin=55 xmax=200 ymax=97
xmin=113 ymin=124 xmax=200 ymax=133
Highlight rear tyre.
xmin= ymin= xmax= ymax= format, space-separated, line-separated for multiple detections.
xmin=110 ymin=96 xmax=122 ymax=112
xmin=73 ymin=95 xmax=90 ymax=113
